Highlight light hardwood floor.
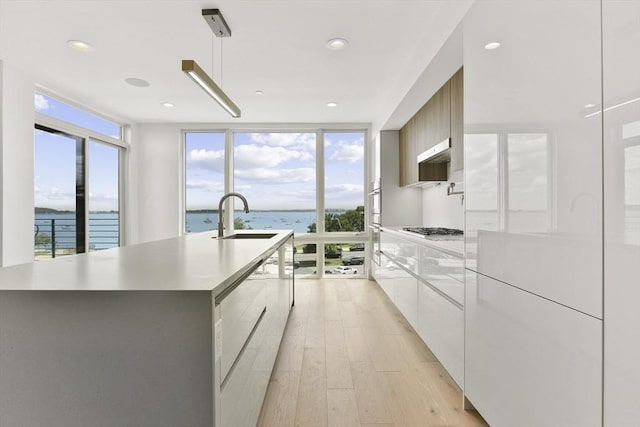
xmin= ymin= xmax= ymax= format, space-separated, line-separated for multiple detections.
xmin=257 ymin=278 xmax=488 ymax=427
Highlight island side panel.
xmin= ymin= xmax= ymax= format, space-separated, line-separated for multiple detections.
xmin=0 ymin=290 xmax=214 ymax=427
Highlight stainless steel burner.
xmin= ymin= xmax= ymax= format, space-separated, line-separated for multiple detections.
xmin=401 ymin=227 xmax=464 ymax=240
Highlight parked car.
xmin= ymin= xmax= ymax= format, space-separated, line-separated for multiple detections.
xmin=350 ymin=243 xmax=365 ymax=251
xmin=333 ymin=266 xmax=358 ymax=274
xmin=342 ymin=256 xmax=364 ymax=265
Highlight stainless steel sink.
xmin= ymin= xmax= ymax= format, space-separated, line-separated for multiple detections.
xmin=218 ymin=233 xmax=277 ymax=240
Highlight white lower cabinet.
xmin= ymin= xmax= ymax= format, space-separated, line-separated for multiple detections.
xmin=394 ymin=272 xmax=418 ymax=332
xmin=417 ymin=282 xmax=463 ymax=387
xmin=218 ymin=237 xmax=294 ymax=427
xmin=376 ymin=253 xmax=395 ymax=300
xmin=465 ymin=270 xmax=602 ymax=427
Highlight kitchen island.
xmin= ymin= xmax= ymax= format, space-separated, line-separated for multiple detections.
xmin=0 ymin=230 xmax=294 ymax=427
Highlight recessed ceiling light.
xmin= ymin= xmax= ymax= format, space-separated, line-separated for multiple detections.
xmin=584 ymin=103 xmax=596 ymax=108
xmin=255 ymin=90 xmax=263 ymax=95
xmin=125 ymin=78 xmax=150 ymax=88
xmin=327 ymin=102 xmax=338 ymax=108
xmin=484 ymin=42 xmax=501 ymax=50
xmin=67 ymin=39 xmax=94 ymax=52
xmin=326 ymin=38 xmax=349 ymax=50
xmin=161 ymin=102 xmax=174 ymax=108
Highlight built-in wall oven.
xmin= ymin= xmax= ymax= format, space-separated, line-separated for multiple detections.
xmin=369 ymin=179 xmax=381 ymax=266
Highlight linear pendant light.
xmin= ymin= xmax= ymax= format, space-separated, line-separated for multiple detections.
xmin=182 ymin=59 xmax=241 ymax=118
xmin=181 ymin=9 xmax=241 ymax=118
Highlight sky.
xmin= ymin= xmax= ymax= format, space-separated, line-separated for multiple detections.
xmin=35 ymin=93 xmax=365 ymax=214
xmin=34 ymin=94 xmax=120 ymax=212
xmin=185 ymin=131 xmax=365 ymax=211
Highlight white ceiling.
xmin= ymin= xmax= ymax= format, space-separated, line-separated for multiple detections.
xmin=0 ymin=0 xmax=471 ymax=127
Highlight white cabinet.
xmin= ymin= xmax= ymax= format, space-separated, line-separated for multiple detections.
xmin=393 ymin=269 xmax=418 ymax=332
xmin=465 ymin=271 xmax=602 ymax=427
xmin=418 ymin=244 xmax=464 ymax=305
xmin=463 ymin=0 xmax=603 ymax=316
xmin=376 ymin=230 xmax=463 ymax=388
xmin=602 ymin=1 xmax=640 ymax=425
xmin=378 ymin=252 xmax=418 ymax=330
xmin=417 ymin=282 xmax=463 ymax=387
xmin=218 ymin=236 xmax=294 ymax=427
xmin=219 ymin=271 xmax=267 ymax=381
xmin=463 ymin=1 xmax=604 ymax=424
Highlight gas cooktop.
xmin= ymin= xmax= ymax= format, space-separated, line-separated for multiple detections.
xmin=401 ymin=227 xmax=464 ymax=239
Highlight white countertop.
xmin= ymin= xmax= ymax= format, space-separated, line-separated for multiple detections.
xmin=381 ymin=226 xmax=464 ymax=257
xmin=0 ymin=230 xmax=293 ymax=295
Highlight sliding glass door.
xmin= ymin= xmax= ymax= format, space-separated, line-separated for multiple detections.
xmin=34 ymin=125 xmax=85 ymax=258
xmin=34 ymin=127 xmax=121 ymax=258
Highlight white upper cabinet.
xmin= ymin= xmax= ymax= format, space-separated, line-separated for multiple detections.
xmin=603 ymin=1 xmax=640 ymax=425
xmin=463 ymin=0 xmax=603 ymax=317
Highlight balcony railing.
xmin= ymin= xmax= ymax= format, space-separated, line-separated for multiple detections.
xmin=34 ymin=217 xmax=119 ymax=259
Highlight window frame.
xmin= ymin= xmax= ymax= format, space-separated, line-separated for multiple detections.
xmin=35 ymin=106 xmax=128 ymax=253
xmin=180 ymin=124 xmax=371 ymax=278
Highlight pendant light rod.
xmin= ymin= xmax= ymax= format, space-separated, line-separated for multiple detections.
xmin=182 ymin=59 xmax=241 ymax=118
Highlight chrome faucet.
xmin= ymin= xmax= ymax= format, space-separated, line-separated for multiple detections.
xmin=217 ymin=192 xmax=250 ymax=238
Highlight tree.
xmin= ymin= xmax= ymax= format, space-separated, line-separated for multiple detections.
xmin=234 ymin=218 xmax=252 ymax=230
xmin=307 ymin=206 xmax=365 ymax=233
xmin=35 ymin=233 xmax=51 ymax=247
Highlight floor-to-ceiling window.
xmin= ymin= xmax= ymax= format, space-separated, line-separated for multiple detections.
xmin=183 ymin=128 xmax=367 ymax=277
xmin=322 ymin=131 xmax=365 ymax=275
xmin=34 ymin=93 xmax=124 ymax=259
xmin=183 ymin=132 xmax=226 ymax=233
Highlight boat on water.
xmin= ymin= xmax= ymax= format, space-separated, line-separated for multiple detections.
xmin=203 ymin=218 xmax=212 ymax=224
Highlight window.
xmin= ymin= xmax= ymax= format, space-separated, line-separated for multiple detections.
xmin=88 ymin=141 xmax=120 ymax=250
xmin=182 ymin=128 xmax=367 ymax=278
xmin=34 ymin=94 xmax=124 ymax=259
xmin=35 ymin=92 xmax=121 ymax=139
xmin=324 ymin=132 xmax=365 ymax=233
xmin=233 ymin=132 xmax=316 ymax=233
xmin=184 ymin=132 xmax=225 ymax=233
xmin=34 ymin=126 xmax=85 ymax=258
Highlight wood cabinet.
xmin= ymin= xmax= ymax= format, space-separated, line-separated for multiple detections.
xmin=399 ymin=68 xmax=463 ymax=187
xmin=424 ymin=80 xmax=451 ymax=153
xmin=449 ymin=68 xmax=463 ymax=171
xmin=399 ymin=125 xmax=418 ymax=186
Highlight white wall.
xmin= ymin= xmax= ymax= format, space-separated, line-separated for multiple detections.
xmin=379 ymin=130 xmax=422 ymax=226
xmin=0 ymin=60 xmax=35 ymax=267
xmin=131 ymin=124 xmax=182 ymax=243
xmin=421 ymin=168 xmax=464 ymax=229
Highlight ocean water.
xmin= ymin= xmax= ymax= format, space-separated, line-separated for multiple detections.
xmin=186 ymin=210 xmax=318 ymax=234
xmin=35 ymin=210 xmax=322 ymax=251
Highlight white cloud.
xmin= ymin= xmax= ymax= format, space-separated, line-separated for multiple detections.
xmin=187 ymin=149 xmax=224 ymax=172
xmin=235 ymin=144 xmax=312 ymax=169
xmin=185 ymin=179 xmax=224 ymax=192
xmin=325 ymin=183 xmax=364 ymax=196
xmin=250 ymin=133 xmax=316 ymax=151
xmin=35 ymin=186 xmax=75 ymax=209
xmin=329 ymin=143 xmax=364 ymax=163
xmin=34 ymin=94 xmax=50 ymax=111
xmin=235 ymin=167 xmax=315 ymax=184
